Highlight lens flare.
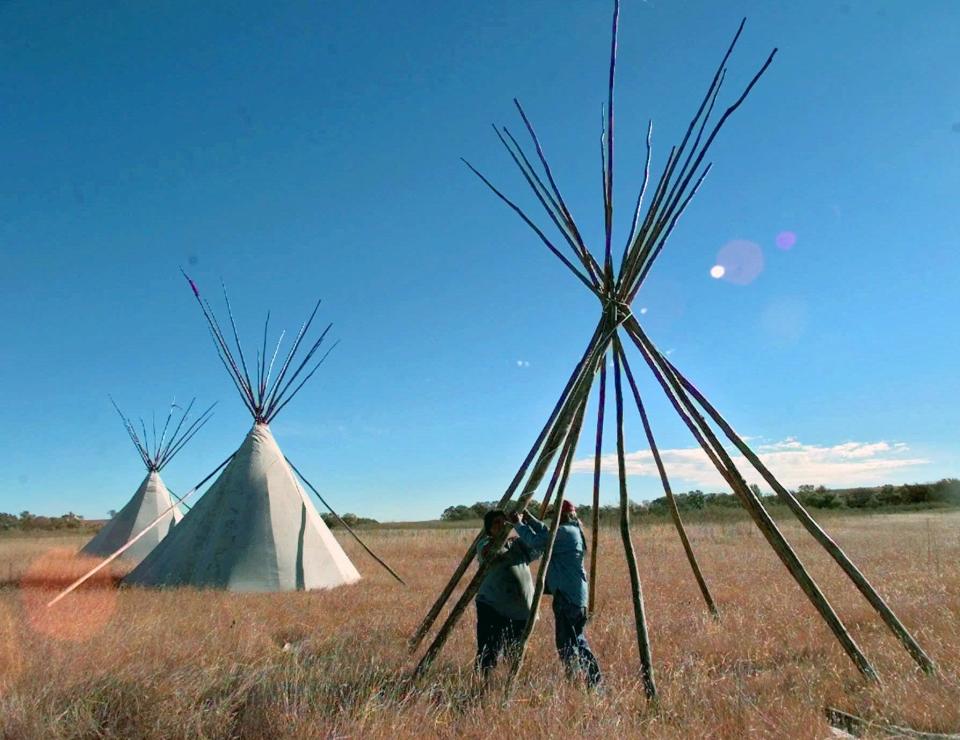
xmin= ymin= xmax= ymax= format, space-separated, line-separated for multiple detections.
xmin=709 ymin=265 xmax=725 ymax=279
xmin=20 ymin=549 xmax=119 ymax=642
xmin=760 ymin=296 xmax=808 ymax=345
xmin=0 ymin=601 xmax=23 ymax=688
xmin=776 ymin=231 xmax=797 ymax=250
xmin=714 ymin=239 xmax=764 ymax=285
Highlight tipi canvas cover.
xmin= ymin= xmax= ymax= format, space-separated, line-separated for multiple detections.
xmin=81 ymin=397 xmax=213 ymax=565
xmin=81 ymin=471 xmax=182 ymax=564
xmin=126 ymin=424 xmax=360 ymax=591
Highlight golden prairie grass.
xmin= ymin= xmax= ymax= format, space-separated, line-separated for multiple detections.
xmin=0 ymin=511 xmax=958 ymax=738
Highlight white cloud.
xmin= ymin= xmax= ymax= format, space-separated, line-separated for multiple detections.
xmin=571 ymin=437 xmax=928 ymax=489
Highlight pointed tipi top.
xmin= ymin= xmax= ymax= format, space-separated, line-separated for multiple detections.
xmin=124 ymin=422 xmax=361 ymax=591
xmin=181 ymin=270 xmax=337 ymax=425
xmin=122 ymin=274 xmax=362 ymax=592
xmin=81 ymin=398 xmax=212 ymax=564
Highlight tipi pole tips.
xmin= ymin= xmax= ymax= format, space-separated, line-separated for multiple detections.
xmin=108 ymin=395 xmax=213 ymax=473
xmin=183 ymin=275 xmax=334 ymax=425
xmin=179 ymin=266 xmax=200 ymax=298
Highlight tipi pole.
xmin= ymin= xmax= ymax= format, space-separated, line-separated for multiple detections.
xmin=286 ymin=457 xmax=406 ymax=586
xmin=512 ymin=99 xmax=604 ymax=284
xmin=612 ymin=340 xmax=657 ymax=698
xmin=537 ymin=429 xmax=573 ymax=517
xmin=47 ymin=453 xmax=234 ymax=608
xmin=495 ymin=126 xmax=601 ymax=291
xmin=659 ymin=354 xmax=936 ymax=674
xmin=413 ymin=332 xmax=609 ymax=675
xmin=588 ymin=361 xmax=607 ymax=617
xmin=409 ymin=321 xmax=606 ymax=651
xmin=616 ymin=342 xmax=718 ymax=618
xmin=165 ymin=487 xmax=193 ymax=512
xmin=505 ymin=399 xmax=589 ymax=695
xmin=624 ymin=319 xmax=879 ymax=681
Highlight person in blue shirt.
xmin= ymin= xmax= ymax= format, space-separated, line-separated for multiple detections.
xmin=512 ymin=500 xmax=602 ymax=687
xmin=474 ymin=509 xmax=540 ymax=675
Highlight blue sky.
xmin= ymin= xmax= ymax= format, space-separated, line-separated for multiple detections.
xmin=1 ymin=0 xmax=958 ymax=522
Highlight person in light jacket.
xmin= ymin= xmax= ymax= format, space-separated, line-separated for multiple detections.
xmin=512 ymin=500 xmax=602 ymax=687
xmin=474 ymin=509 xmax=540 ymax=675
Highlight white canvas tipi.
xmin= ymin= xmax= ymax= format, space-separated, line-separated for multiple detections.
xmin=82 ymin=398 xmax=213 ymax=564
xmin=126 ymin=423 xmax=359 ymax=590
xmin=125 ymin=277 xmax=361 ymax=591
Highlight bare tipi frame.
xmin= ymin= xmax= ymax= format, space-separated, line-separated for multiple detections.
xmin=410 ymin=1 xmax=934 ymax=696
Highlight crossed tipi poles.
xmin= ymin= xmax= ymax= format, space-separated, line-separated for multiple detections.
xmin=409 ymin=1 xmax=934 ymax=696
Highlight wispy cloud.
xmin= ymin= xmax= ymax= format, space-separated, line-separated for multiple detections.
xmin=571 ymin=437 xmax=928 ymax=489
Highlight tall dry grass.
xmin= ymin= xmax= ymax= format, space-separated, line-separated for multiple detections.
xmin=1 ymin=511 xmax=957 ymax=738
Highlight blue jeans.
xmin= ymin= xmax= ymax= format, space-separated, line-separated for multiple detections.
xmin=553 ymin=592 xmax=602 ymax=687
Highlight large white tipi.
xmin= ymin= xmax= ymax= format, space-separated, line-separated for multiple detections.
xmin=126 ymin=277 xmax=361 ymax=591
xmin=81 ymin=398 xmax=213 ymax=564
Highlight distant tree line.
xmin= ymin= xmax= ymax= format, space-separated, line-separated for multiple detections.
xmin=320 ymin=512 xmax=378 ymax=529
xmin=440 ymin=479 xmax=960 ymax=522
xmin=0 ymin=510 xmax=379 ymax=533
xmin=0 ymin=511 xmax=92 ymax=532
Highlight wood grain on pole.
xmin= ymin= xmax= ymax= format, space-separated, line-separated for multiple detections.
xmin=616 ymin=342 xmax=718 ymax=618
xmin=588 ymin=361 xmax=607 ymax=617
xmin=612 ymin=341 xmax=657 ymax=698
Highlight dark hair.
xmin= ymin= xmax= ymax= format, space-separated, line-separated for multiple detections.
xmin=483 ymin=509 xmax=507 ymax=535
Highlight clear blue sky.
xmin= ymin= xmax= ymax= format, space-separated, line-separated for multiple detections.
xmin=2 ymin=1 xmax=958 ymax=521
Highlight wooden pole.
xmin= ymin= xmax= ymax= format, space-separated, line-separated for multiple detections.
xmin=413 ymin=332 xmax=610 ymax=676
xmin=286 ymin=457 xmax=406 ymax=586
xmin=612 ymin=342 xmax=657 ymax=698
xmin=616 ymin=341 xmax=718 ymax=618
xmin=659 ymin=353 xmax=936 ymax=674
xmin=505 ymin=399 xmax=589 ymax=695
xmin=538 ymin=429 xmax=573 ymax=517
xmin=588 ymin=361 xmax=607 ymax=617
xmin=408 ymin=321 xmax=605 ymax=652
xmin=47 ymin=453 xmax=234 ymax=608
xmin=623 ymin=318 xmax=879 ymax=682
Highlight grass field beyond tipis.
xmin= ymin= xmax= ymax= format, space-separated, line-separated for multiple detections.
xmin=1 ymin=511 xmax=958 ymax=738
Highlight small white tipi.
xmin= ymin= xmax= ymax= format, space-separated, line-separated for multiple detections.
xmin=82 ymin=398 xmax=213 ymax=564
xmin=125 ymin=277 xmax=361 ymax=591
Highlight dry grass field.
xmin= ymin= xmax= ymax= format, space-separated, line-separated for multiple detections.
xmin=1 ymin=511 xmax=958 ymax=738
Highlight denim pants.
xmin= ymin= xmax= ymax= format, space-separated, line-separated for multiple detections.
xmin=552 ymin=592 xmax=602 ymax=687
xmin=475 ymin=600 xmax=526 ymax=674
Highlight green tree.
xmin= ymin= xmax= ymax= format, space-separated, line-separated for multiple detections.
xmin=441 ymin=505 xmax=475 ymax=521
xmin=845 ymin=488 xmax=877 ymax=508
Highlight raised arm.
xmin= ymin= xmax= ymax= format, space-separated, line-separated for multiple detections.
xmin=514 ymin=511 xmax=550 ymax=550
